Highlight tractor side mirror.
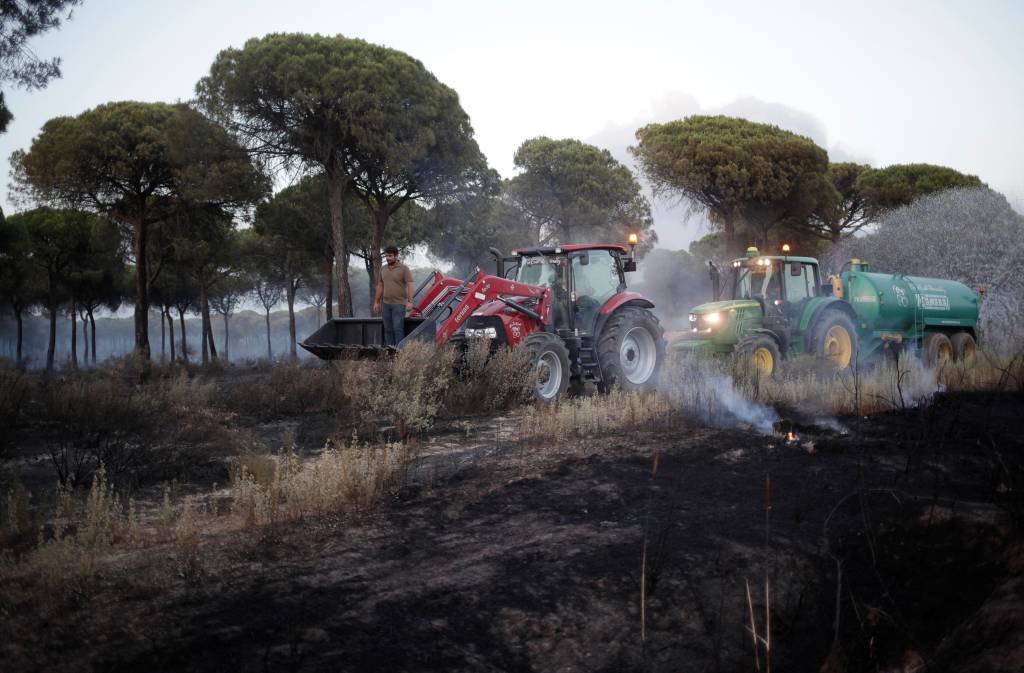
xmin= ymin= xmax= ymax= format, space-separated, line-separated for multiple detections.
xmin=578 ymin=252 xmax=589 ymax=266
xmin=790 ymin=263 xmax=802 ymax=277
xmin=708 ymin=261 xmax=721 ymax=301
xmin=622 ymin=259 xmax=637 ymax=273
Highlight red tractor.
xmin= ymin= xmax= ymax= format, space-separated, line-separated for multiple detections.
xmin=301 ymin=241 xmax=665 ymax=401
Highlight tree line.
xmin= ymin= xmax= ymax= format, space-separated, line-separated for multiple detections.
xmin=0 ymin=30 xmax=985 ymax=371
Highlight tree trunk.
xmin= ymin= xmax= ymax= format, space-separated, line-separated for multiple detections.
xmin=326 ymin=165 xmax=353 ymax=317
xmin=178 ymin=308 xmax=188 ymax=363
xmin=80 ymin=306 xmax=89 ymax=366
xmin=364 ymin=253 xmax=375 ymax=311
xmin=222 ymin=312 xmax=230 ymax=362
xmin=200 ymin=290 xmax=209 ymax=364
xmin=287 ymin=282 xmax=297 ymax=359
xmin=132 ymin=216 xmax=151 ymax=360
xmin=165 ymin=307 xmax=175 ymax=362
xmin=265 ymin=309 xmax=272 ymax=360
xmin=70 ymin=302 xmax=78 ymax=369
xmin=46 ymin=295 xmax=57 ymax=373
xmin=15 ymin=308 xmax=23 ymax=369
xmin=199 ymin=286 xmax=218 ymax=363
xmin=370 ymin=206 xmax=388 ymax=315
xmin=160 ymin=305 xmax=166 ymax=358
xmin=206 ymin=305 xmax=218 ymax=361
xmin=723 ymin=211 xmax=736 ymax=257
xmin=90 ymin=310 xmax=97 ymax=364
xmin=324 ymin=256 xmax=334 ymax=321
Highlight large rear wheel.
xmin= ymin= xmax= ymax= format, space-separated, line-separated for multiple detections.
xmin=596 ymin=307 xmax=666 ymax=392
xmin=812 ymin=311 xmax=859 ymax=371
xmin=522 ymin=332 xmax=570 ymax=402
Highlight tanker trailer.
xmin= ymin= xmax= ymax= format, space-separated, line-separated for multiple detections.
xmin=673 ymin=246 xmax=980 ymax=375
xmin=837 ymin=259 xmax=980 ymax=364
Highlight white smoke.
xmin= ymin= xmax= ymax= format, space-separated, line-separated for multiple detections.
xmin=660 ymin=356 xmax=780 ymax=434
xmin=702 ymin=374 xmax=780 ymax=434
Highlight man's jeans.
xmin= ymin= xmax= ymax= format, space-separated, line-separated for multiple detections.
xmin=382 ymin=303 xmax=406 ymax=347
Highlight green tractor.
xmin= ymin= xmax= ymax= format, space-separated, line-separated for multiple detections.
xmin=674 ymin=245 xmax=981 ymax=375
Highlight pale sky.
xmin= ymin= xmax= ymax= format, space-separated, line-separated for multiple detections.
xmin=2 ymin=0 xmax=1021 ymax=250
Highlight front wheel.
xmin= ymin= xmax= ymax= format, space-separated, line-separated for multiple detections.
xmin=522 ymin=332 xmax=570 ymax=402
xmin=596 ymin=307 xmax=666 ymax=392
xmin=812 ymin=310 xmax=859 ymax=371
xmin=735 ymin=333 xmax=781 ymax=378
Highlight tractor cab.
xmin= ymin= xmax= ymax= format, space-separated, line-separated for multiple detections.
xmin=506 ymin=244 xmax=630 ymax=335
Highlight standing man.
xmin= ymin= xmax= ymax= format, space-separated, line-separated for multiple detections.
xmin=373 ymin=245 xmax=414 ymax=347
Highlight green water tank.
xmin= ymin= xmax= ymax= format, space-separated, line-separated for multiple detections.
xmin=841 ymin=264 xmax=979 ymax=333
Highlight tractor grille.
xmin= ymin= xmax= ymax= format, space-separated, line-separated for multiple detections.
xmin=463 ymin=316 xmax=508 ymax=346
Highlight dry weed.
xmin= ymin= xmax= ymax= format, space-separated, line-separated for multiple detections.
xmin=341 ymin=342 xmax=457 ymax=438
xmin=229 ymin=438 xmax=408 ymax=526
xmin=521 ymin=390 xmax=676 ymax=440
xmin=6 ymin=467 xmax=141 ymax=593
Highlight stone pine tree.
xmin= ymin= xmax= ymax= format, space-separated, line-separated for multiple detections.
xmin=0 ymin=213 xmax=44 ymax=366
xmin=508 ymin=137 xmax=656 ymax=252
xmin=64 ymin=214 xmax=124 ymax=366
xmin=197 ymin=33 xmax=491 ymax=317
xmin=856 ymin=163 xmax=984 ymax=213
xmin=8 ymin=208 xmax=95 ymax=371
xmin=803 ymin=163 xmax=873 ymax=243
xmin=422 ymin=191 xmax=530 ymax=277
xmin=253 ymin=190 xmax=320 ymax=357
xmin=14 ymin=101 xmax=265 ymax=360
xmin=0 ymin=0 xmax=82 ymax=131
xmin=631 ymin=115 xmax=832 ymax=254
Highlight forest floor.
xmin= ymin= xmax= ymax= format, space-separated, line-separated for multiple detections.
xmin=1 ymin=375 xmax=1023 ymax=672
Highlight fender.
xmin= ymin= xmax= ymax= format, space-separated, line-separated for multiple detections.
xmin=598 ymin=292 xmax=654 ymax=315
xmin=801 ymin=298 xmax=859 ymax=349
xmin=747 ymin=327 xmax=784 ymax=349
xmin=593 ymin=295 xmax=656 ymax=344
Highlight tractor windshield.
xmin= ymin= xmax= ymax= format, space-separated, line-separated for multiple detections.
xmin=734 ymin=262 xmax=782 ymax=301
xmin=515 ymin=255 xmax=567 ymax=289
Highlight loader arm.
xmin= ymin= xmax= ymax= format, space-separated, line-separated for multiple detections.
xmin=434 ymin=269 xmax=552 ymax=344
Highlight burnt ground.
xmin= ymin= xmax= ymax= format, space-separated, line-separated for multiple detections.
xmin=2 ymin=391 xmax=1024 ymax=673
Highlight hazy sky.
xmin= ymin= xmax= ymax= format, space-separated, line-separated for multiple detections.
xmin=2 ymin=0 xmax=1021 ymax=250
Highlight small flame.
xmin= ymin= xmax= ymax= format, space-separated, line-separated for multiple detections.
xmin=786 ymin=432 xmax=796 ymax=442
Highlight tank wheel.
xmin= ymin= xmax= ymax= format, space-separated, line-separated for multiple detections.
xmin=812 ymin=311 xmax=859 ymax=370
xmin=923 ymin=332 xmax=954 ymax=367
xmin=950 ymin=332 xmax=977 ymax=363
xmin=596 ymin=307 xmax=666 ymax=392
xmin=735 ymin=334 xmax=781 ymax=378
xmin=522 ymin=332 xmax=570 ymax=402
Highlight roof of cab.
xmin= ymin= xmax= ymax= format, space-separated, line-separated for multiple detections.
xmin=514 ymin=243 xmax=629 ymax=255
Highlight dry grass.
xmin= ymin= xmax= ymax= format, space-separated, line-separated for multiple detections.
xmin=520 ymin=390 xmax=678 ymax=440
xmin=2 ymin=467 xmax=141 ymax=593
xmin=229 ymin=437 xmax=408 ymax=526
xmin=452 ymin=339 xmax=534 ymax=411
xmin=660 ymin=349 xmax=1024 ymax=420
xmin=339 ymin=342 xmax=457 ymax=438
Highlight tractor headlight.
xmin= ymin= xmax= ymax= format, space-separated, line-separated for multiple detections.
xmin=465 ymin=327 xmax=497 ymax=339
xmin=704 ymin=312 xmax=721 ymax=325
xmin=688 ymin=313 xmax=697 ymax=323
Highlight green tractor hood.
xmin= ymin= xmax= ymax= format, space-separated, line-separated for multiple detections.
xmin=674 ymin=299 xmax=763 ymax=355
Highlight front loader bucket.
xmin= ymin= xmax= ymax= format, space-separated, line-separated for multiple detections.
xmin=300 ymin=317 xmax=426 ymax=360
